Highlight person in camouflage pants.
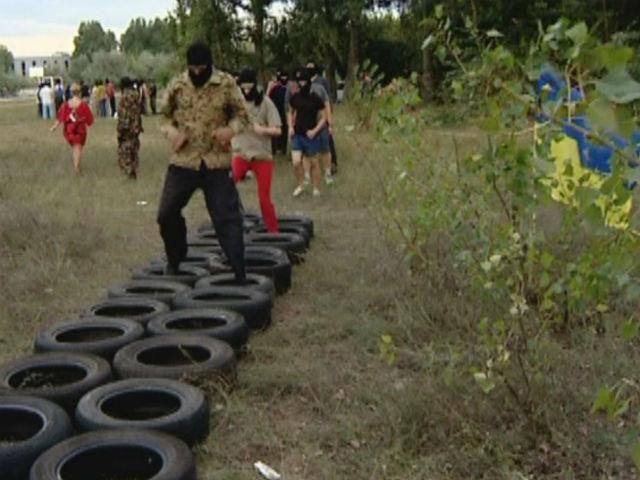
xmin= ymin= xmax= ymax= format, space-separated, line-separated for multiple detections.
xmin=158 ymin=41 xmax=250 ymax=280
xmin=117 ymin=77 xmax=143 ymax=179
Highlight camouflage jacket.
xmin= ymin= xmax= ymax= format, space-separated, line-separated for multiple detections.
xmin=117 ymin=89 xmax=142 ymax=139
xmin=161 ymin=70 xmax=250 ymax=169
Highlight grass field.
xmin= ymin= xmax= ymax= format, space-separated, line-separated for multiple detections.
xmin=1 ymin=99 xmax=638 ymax=479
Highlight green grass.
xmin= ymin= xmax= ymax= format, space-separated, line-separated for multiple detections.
xmin=1 ymin=99 xmax=638 ymax=479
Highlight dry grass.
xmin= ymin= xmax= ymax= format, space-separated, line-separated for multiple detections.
xmin=1 ymin=99 xmax=638 ymax=479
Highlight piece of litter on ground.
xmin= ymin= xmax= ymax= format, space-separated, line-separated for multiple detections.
xmin=254 ymin=461 xmax=281 ymax=480
xmin=136 ymin=201 xmax=148 ymax=206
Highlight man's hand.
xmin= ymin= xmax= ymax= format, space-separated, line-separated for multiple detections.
xmin=162 ymin=125 xmax=188 ymax=152
xmin=212 ymin=127 xmax=235 ymax=149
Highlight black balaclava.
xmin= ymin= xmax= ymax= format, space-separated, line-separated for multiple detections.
xmin=238 ymin=68 xmax=263 ymax=106
xmin=296 ymin=68 xmax=312 ymax=96
xmin=186 ymin=42 xmax=213 ymax=88
xmin=120 ymin=76 xmax=133 ymax=91
xmin=278 ymin=70 xmax=288 ymax=86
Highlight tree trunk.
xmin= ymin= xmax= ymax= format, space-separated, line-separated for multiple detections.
xmin=254 ymin=6 xmax=266 ymax=86
xmin=420 ymin=46 xmax=436 ymax=102
xmin=344 ymin=24 xmax=359 ymax=101
xmin=326 ymin=58 xmax=337 ymax=103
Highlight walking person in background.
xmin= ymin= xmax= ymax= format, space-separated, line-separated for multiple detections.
xmin=53 ymin=79 xmax=65 ymax=114
xmin=106 ymin=78 xmax=116 ymax=117
xmin=36 ymin=82 xmax=44 ymax=118
xmin=268 ymin=69 xmax=289 ymax=155
xmin=80 ymin=81 xmax=91 ymax=104
xmin=49 ymin=83 xmax=95 ymax=175
xmin=307 ymin=60 xmax=338 ymax=177
xmin=158 ymin=41 xmax=250 ymax=279
xmin=96 ymin=80 xmax=107 ymax=117
xmin=139 ymin=80 xmax=148 ymax=115
xmin=40 ymin=81 xmax=54 ymax=120
xmin=232 ymin=68 xmax=282 ymax=233
xmin=117 ymin=77 xmax=143 ymax=179
xmin=148 ymin=81 xmax=158 ymax=115
xmin=288 ymin=68 xmax=327 ymax=197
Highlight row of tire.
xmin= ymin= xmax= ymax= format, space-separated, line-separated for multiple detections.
xmin=0 ymin=212 xmax=313 ymax=480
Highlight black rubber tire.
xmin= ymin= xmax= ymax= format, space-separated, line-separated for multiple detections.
xmin=186 ymin=246 xmax=291 ymax=293
xmin=245 ymin=247 xmax=292 ymax=294
xmin=34 ymin=317 xmax=145 ymax=361
xmin=199 ymin=215 xmax=263 ymax=232
xmin=132 ymin=263 xmax=210 ymax=287
xmin=195 ymin=273 xmax=276 ymax=300
xmin=0 ymin=395 xmax=73 ymax=480
xmin=147 ymin=309 xmax=250 ymax=351
xmin=252 ymin=224 xmax=310 ymax=247
xmin=29 ymin=429 xmax=196 ymax=480
xmin=0 ymin=352 xmax=112 ymax=413
xmin=87 ymin=297 xmax=170 ymax=326
xmin=194 ymin=227 xmax=218 ymax=240
xmin=278 ymin=213 xmax=314 ymax=238
xmin=186 ymin=235 xmax=221 ymax=249
xmin=173 ymin=286 xmax=272 ymax=330
xmin=151 ymin=250 xmax=223 ymax=273
xmin=113 ymin=335 xmax=236 ymax=383
xmin=75 ymin=378 xmax=209 ymax=445
xmin=108 ymin=279 xmax=191 ymax=305
xmin=246 ymin=232 xmax=307 ymax=263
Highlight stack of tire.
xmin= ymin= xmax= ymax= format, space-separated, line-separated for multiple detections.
xmin=0 ymin=212 xmax=313 ymax=480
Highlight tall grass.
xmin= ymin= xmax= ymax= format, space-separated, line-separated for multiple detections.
xmin=1 ymin=99 xmax=637 ymax=479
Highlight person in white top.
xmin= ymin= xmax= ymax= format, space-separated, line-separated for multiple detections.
xmin=40 ymin=81 xmax=55 ymax=120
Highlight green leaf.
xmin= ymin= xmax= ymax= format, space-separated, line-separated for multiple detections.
xmin=592 ymin=386 xmax=615 ymax=414
xmin=541 ymin=252 xmax=554 ymax=269
xmin=632 ymin=443 xmax=640 ymax=471
xmin=486 ymin=29 xmax=504 ymax=38
xmin=434 ymin=4 xmax=444 ymax=20
xmin=587 ymin=97 xmax=617 ymax=132
xmin=422 ymin=34 xmax=435 ymax=50
xmin=566 ymin=22 xmax=589 ymax=46
xmin=590 ymin=44 xmax=634 ymax=71
xmin=596 ymin=69 xmax=640 ymax=104
xmin=473 ymin=371 xmax=496 ymax=394
xmin=621 ymin=318 xmax=639 ymax=341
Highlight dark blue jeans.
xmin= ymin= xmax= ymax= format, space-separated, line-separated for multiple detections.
xmin=157 ymin=163 xmax=245 ymax=280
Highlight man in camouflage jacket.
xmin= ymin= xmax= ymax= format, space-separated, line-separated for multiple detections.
xmin=117 ymin=77 xmax=143 ymax=179
xmin=158 ymin=41 xmax=250 ymax=280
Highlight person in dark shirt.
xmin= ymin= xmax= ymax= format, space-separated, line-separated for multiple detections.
xmin=287 ymin=68 xmax=327 ymax=197
xmin=268 ymin=69 xmax=289 ymax=155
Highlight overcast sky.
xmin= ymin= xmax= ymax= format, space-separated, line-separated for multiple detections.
xmin=0 ymin=0 xmax=176 ymax=57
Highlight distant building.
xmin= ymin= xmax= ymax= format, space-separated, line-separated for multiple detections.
xmin=12 ymin=53 xmax=71 ymax=78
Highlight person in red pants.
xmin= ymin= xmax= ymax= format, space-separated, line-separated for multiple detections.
xmin=231 ymin=68 xmax=282 ymax=233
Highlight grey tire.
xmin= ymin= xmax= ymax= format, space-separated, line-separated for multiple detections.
xmin=75 ymin=378 xmax=209 ymax=445
xmin=34 ymin=317 xmax=144 ymax=361
xmin=0 ymin=352 xmax=112 ymax=413
xmin=29 ymin=429 xmax=196 ymax=480
xmin=0 ymin=395 xmax=73 ymax=480
xmin=113 ymin=335 xmax=236 ymax=384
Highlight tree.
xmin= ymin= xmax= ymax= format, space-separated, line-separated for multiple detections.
xmin=0 ymin=45 xmax=13 ymax=74
xmin=73 ymin=21 xmax=118 ymax=59
xmin=232 ymin=0 xmax=278 ymax=84
xmin=120 ymin=18 xmax=173 ymax=54
xmin=170 ymin=0 xmax=243 ymax=69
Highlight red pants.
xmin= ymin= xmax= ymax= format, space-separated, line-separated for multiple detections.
xmin=232 ymin=156 xmax=279 ymax=233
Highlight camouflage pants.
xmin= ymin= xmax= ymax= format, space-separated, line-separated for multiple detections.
xmin=118 ymin=137 xmax=140 ymax=176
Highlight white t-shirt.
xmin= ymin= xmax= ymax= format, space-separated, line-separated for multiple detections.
xmin=40 ymin=85 xmax=54 ymax=105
